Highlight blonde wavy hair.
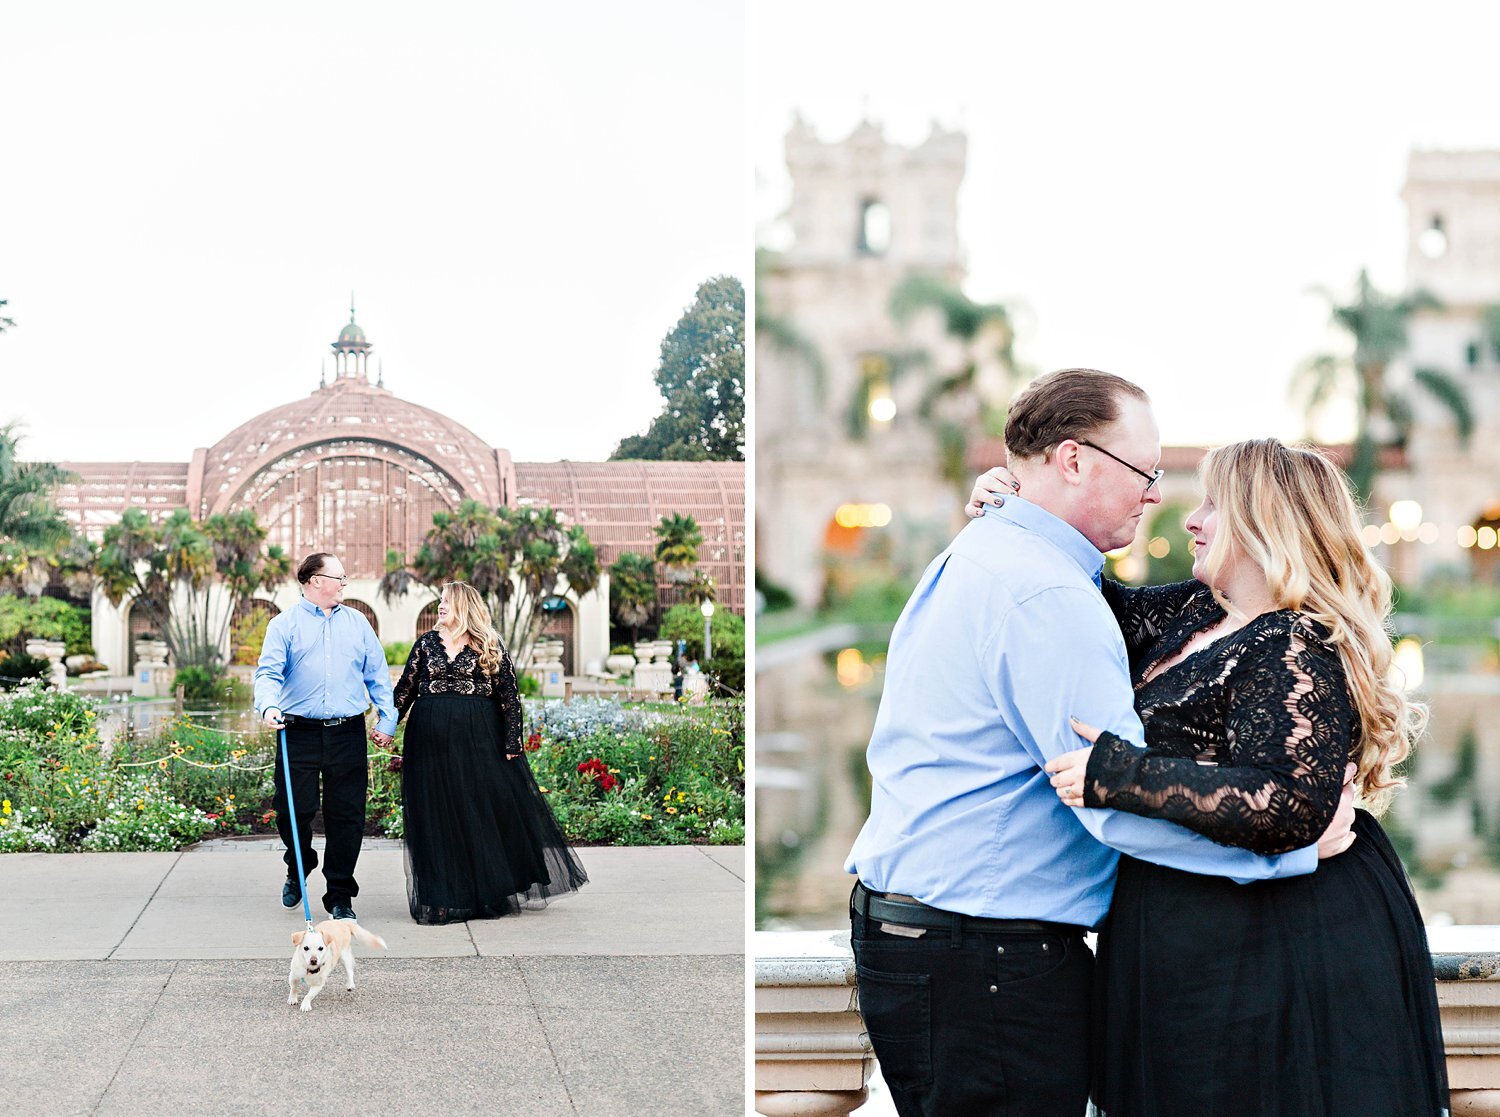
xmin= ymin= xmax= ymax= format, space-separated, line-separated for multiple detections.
xmin=440 ymin=582 xmax=505 ymax=678
xmin=1197 ymin=439 xmax=1425 ymax=815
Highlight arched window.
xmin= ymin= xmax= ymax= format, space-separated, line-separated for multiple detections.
xmin=342 ymin=598 xmax=379 ymax=636
xmin=128 ymin=597 xmax=167 ymax=671
xmin=416 ymin=600 xmax=439 ymax=638
xmin=540 ymin=597 xmax=576 ymax=675
xmin=857 ymin=198 xmax=891 ymax=256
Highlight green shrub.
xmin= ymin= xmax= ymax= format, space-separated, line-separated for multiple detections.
xmin=0 ymin=652 xmax=52 ymax=689
xmin=518 ymin=673 xmax=541 ymax=698
xmin=659 ymin=603 xmax=744 ymax=661
xmin=385 ymin=640 xmax=413 ymax=667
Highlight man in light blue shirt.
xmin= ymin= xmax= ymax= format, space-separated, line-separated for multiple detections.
xmin=844 ymin=369 xmax=1353 ymax=1117
xmin=254 ymin=551 xmax=396 ymax=920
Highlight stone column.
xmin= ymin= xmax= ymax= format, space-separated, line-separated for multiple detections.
xmin=754 ymin=930 xmax=872 ymax=1117
xmin=24 ymin=639 xmax=68 ymax=690
xmin=1432 ymin=925 xmax=1500 ymax=1115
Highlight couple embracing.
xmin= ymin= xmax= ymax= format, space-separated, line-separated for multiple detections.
xmin=253 ymin=552 xmax=585 ymax=927
xmin=846 ymin=368 xmax=1448 ymax=1116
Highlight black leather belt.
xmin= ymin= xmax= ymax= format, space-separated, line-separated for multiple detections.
xmin=853 ymin=881 xmax=1085 ymax=936
xmin=282 ymin=714 xmax=360 ymax=728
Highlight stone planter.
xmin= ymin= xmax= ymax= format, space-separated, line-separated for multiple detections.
xmin=605 ymin=653 xmax=636 ymax=676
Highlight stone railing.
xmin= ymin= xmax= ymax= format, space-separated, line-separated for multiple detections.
xmin=754 ymin=925 xmax=1500 ymax=1117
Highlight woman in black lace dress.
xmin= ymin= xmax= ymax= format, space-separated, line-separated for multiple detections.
xmin=393 ymin=581 xmax=587 ymax=924
xmin=1034 ymin=441 xmax=1448 ymax=1116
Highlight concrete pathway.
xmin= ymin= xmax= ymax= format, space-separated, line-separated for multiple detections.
xmin=0 ymin=842 xmax=746 ymax=1116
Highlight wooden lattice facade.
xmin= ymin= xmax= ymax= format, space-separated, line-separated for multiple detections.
xmin=52 ymin=317 xmax=745 ymax=617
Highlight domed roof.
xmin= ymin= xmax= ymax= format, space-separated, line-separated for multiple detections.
xmin=333 ymin=313 xmax=371 ymax=353
xmin=198 ymin=378 xmax=505 ymax=516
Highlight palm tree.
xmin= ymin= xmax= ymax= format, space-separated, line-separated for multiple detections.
xmin=883 ymin=275 xmax=1022 ymax=483
xmin=0 ymin=300 xmax=14 ymax=333
xmin=609 ymin=552 xmax=657 ymax=644
xmin=0 ymin=423 xmax=74 ymax=558
xmin=1294 ymin=269 xmax=1473 ymax=500
xmin=755 ymin=248 xmax=826 ymax=400
xmin=654 ymin=513 xmax=703 ymax=583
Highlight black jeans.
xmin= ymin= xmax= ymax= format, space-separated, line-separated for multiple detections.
xmin=850 ymin=887 xmax=1093 ymax=1117
xmin=272 ymin=720 xmax=368 ymax=910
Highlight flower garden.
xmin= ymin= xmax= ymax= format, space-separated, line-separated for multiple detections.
xmin=0 ymin=683 xmax=744 ymax=853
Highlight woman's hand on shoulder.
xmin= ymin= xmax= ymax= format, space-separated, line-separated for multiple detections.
xmin=966 ymin=465 xmax=1021 ymax=519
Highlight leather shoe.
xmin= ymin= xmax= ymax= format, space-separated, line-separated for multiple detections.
xmin=281 ymin=877 xmax=303 ymax=909
xmin=329 ymin=903 xmax=357 ymax=921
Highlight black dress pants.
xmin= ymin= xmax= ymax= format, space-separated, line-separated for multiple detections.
xmin=850 ymin=888 xmax=1093 ymax=1117
xmin=272 ymin=720 xmax=368 ymax=910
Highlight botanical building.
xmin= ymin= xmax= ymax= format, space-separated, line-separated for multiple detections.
xmin=55 ymin=312 xmax=745 ymax=675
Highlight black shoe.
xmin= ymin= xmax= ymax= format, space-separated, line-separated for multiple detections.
xmin=329 ymin=903 xmax=357 ymax=921
xmin=282 ymin=877 xmax=303 ymax=909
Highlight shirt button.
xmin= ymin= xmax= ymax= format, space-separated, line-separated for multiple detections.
xmin=1042 ymin=943 xmax=1050 ymax=952
xmin=996 ymin=946 xmax=1005 ymax=955
xmin=989 ymin=984 xmax=999 ymax=993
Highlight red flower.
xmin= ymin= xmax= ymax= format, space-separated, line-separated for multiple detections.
xmin=388 ymin=755 xmax=403 ymax=773
xmin=526 ymin=731 xmax=543 ymax=752
xmin=598 ymin=774 xmax=618 ymax=792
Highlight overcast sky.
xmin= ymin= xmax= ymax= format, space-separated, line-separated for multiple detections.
xmin=753 ymin=0 xmax=1500 ymax=448
xmin=1 ymin=1 xmax=745 ymax=465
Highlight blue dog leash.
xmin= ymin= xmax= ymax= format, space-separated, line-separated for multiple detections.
xmin=278 ymin=727 xmax=315 ymax=929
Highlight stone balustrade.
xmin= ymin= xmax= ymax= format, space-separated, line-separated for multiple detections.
xmin=754 ymin=925 xmax=1500 ymax=1117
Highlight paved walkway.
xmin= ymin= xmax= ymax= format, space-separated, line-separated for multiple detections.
xmin=0 ymin=842 xmax=746 ymax=1115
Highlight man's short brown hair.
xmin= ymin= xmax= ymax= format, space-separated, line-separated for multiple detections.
xmin=296 ymin=552 xmax=336 ymax=585
xmin=1004 ymin=368 xmax=1149 ymax=461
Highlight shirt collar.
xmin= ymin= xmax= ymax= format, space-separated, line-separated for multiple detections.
xmin=985 ymin=498 xmax=1105 ymax=586
xmin=297 ymin=596 xmax=340 ymax=617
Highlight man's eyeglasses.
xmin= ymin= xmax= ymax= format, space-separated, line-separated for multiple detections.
xmin=314 ymin=573 xmax=349 ymax=586
xmin=1076 ymin=440 xmax=1164 ymax=495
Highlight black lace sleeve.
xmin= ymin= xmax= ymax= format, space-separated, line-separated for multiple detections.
xmin=1082 ymin=617 xmax=1353 ymax=854
xmin=393 ymin=634 xmax=427 ymax=724
xmin=492 ymin=649 xmax=524 ymax=757
xmin=1100 ymin=579 xmax=1209 ymax=657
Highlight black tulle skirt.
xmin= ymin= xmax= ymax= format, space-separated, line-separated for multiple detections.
xmin=401 ymin=695 xmax=587 ymax=925
xmin=1091 ymin=810 xmax=1448 ymax=1117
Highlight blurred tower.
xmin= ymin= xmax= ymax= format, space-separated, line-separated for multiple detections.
xmin=757 ymin=117 xmax=977 ymax=609
xmin=1390 ymin=151 xmax=1500 ymax=584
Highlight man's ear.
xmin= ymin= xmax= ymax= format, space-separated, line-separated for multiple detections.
xmin=1055 ymin=440 xmax=1085 ymax=487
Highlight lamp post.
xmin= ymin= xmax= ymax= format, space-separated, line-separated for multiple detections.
xmin=701 ymin=599 xmax=715 ymax=662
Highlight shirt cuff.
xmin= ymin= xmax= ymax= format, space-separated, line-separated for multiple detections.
xmin=1275 ymin=842 xmax=1319 ymax=879
xmin=374 ymin=715 xmax=397 ymax=736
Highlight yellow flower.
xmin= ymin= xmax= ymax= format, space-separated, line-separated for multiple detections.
xmin=538 ymin=787 xmax=549 ymax=793
xmin=666 ymin=807 xmax=678 ymax=815
xmin=2 ymin=800 xmax=10 ymax=815
xmin=641 ymin=813 xmax=653 ymax=821
xmin=676 ymin=792 xmax=686 ymax=802
xmin=648 ymin=756 xmax=655 ymax=761
xmin=158 ymin=759 xmax=168 ymax=770
xmin=135 ymin=801 xmax=145 ymax=811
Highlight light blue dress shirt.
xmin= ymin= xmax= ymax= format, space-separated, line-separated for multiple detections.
xmin=845 ymin=498 xmax=1318 ymax=928
xmin=253 ymin=597 xmax=397 ymax=737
